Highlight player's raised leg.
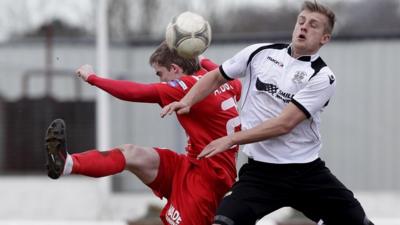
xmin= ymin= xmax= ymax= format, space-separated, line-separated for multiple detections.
xmin=44 ymin=119 xmax=160 ymax=184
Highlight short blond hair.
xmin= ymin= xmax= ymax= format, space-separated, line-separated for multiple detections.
xmin=301 ymin=0 xmax=336 ymax=34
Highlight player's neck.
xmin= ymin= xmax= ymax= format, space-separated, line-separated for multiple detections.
xmin=291 ymin=48 xmax=316 ymax=59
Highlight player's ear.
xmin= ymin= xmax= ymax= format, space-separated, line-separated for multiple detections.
xmin=321 ymin=33 xmax=331 ymax=45
xmin=171 ymin=63 xmax=183 ymax=73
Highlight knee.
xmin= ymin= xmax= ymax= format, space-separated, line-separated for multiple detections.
xmin=118 ymin=144 xmax=145 ymax=168
xmin=213 ymin=196 xmax=257 ymax=225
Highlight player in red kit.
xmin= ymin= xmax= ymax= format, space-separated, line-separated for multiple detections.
xmin=44 ymin=42 xmax=241 ymax=225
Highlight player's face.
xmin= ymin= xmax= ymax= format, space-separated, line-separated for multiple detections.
xmin=291 ymin=10 xmax=331 ymax=57
xmin=152 ymin=63 xmax=181 ymax=82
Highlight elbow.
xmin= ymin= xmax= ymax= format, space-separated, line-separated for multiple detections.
xmin=275 ymin=112 xmax=302 ymax=135
xmin=278 ymin=126 xmax=292 ymax=135
xmin=278 ymin=122 xmax=296 ymax=135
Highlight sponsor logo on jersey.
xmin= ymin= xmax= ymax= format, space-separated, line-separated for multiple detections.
xmin=256 ymin=77 xmax=294 ymax=103
xmin=177 ymin=80 xmax=188 ymax=90
xmin=227 ymin=58 xmax=237 ymax=65
xmin=167 ymin=79 xmax=187 ymax=90
xmin=292 ymin=71 xmax=307 ymax=84
xmin=165 ymin=204 xmax=182 ymax=225
xmin=328 ymin=74 xmax=335 ymax=84
xmin=167 ymin=80 xmax=178 ymax=87
xmin=267 ymin=56 xmax=284 ymax=68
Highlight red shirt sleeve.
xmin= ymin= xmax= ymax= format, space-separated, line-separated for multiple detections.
xmin=87 ymin=74 xmax=161 ymax=104
xmin=200 ymin=58 xmax=218 ymax=71
xmin=229 ymin=79 xmax=242 ymax=102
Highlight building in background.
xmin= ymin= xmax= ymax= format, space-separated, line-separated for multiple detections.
xmin=0 ymin=0 xmax=400 ymax=224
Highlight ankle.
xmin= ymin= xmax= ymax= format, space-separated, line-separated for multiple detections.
xmin=63 ymin=154 xmax=73 ymax=175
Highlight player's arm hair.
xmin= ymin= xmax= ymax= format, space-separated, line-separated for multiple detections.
xmin=180 ymin=68 xmax=227 ymax=107
xmin=88 ymin=75 xmax=161 ymax=104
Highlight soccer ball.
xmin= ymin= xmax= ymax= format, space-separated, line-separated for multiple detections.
xmin=165 ymin=11 xmax=212 ymax=59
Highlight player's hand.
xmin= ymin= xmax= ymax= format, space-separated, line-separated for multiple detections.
xmin=75 ymin=64 xmax=94 ymax=82
xmin=197 ymin=136 xmax=234 ymax=159
xmin=160 ymin=101 xmax=191 ymax=118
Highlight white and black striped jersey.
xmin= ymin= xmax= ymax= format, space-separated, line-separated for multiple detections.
xmin=220 ymin=43 xmax=336 ymax=164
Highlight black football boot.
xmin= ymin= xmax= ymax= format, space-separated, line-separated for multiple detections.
xmin=45 ymin=119 xmax=67 ymax=179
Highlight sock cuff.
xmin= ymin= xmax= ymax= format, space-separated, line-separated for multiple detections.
xmin=63 ymin=154 xmax=73 ymax=175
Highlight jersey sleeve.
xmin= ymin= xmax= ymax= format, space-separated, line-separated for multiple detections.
xmin=87 ymin=74 xmax=161 ymax=104
xmin=228 ymin=79 xmax=242 ymax=102
xmin=220 ymin=43 xmax=272 ymax=80
xmin=291 ymin=68 xmax=336 ymax=118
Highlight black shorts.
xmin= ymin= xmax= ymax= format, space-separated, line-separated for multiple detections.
xmin=214 ymin=158 xmax=373 ymax=225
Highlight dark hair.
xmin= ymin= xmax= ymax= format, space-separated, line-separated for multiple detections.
xmin=149 ymin=42 xmax=200 ymax=75
xmin=302 ymin=0 xmax=336 ymax=34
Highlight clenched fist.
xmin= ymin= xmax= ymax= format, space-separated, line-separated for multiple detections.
xmin=75 ymin=64 xmax=95 ymax=81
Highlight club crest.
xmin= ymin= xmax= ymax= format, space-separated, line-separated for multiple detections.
xmin=292 ymin=71 xmax=307 ymax=84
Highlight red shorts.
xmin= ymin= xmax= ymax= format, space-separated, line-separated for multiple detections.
xmin=148 ymin=148 xmax=236 ymax=225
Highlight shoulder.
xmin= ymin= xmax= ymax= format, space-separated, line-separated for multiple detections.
xmin=320 ymin=67 xmax=336 ymax=86
xmin=243 ymin=43 xmax=289 ymax=64
xmin=155 ymin=76 xmax=190 ymax=93
xmin=162 ymin=75 xmax=203 ymax=92
xmin=224 ymin=43 xmax=287 ymax=67
xmin=309 ymin=57 xmax=336 ymax=85
xmin=244 ymin=43 xmax=288 ymax=50
xmin=246 ymin=43 xmax=289 ymax=53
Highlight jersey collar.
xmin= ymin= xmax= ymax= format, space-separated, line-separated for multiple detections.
xmin=287 ymin=44 xmax=319 ymax=62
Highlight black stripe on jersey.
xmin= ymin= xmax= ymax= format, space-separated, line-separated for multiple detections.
xmin=309 ymin=57 xmax=332 ymax=108
xmin=291 ymin=98 xmax=311 ymax=118
xmin=246 ymin=43 xmax=289 ymax=66
xmin=219 ymin=65 xmax=234 ymax=81
xmin=219 ymin=43 xmax=289 ymax=81
xmin=309 ymin=57 xmax=327 ymax=80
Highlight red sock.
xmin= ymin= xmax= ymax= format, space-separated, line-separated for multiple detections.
xmin=71 ymin=148 xmax=126 ymax=177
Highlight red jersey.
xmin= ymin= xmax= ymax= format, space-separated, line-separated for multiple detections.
xmin=155 ymin=73 xmax=241 ymax=172
xmin=87 ymin=59 xmax=242 ymax=225
xmin=88 ymin=71 xmax=241 ymax=175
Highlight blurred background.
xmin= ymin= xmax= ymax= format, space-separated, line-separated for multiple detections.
xmin=0 ymin=0 xmax=399 ymax=224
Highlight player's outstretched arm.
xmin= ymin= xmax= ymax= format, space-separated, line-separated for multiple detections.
xmin=75 ymin=64 xmax=161 ymax=104
xmin=160 ymin=68 xmax=226 ymax=117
